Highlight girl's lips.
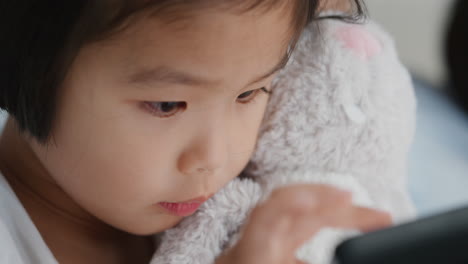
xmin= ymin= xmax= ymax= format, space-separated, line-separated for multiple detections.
xmin=157 ymin=194 xmax=213 ymax=217
xmin=158 ymin=201 xmax=203 ymax=217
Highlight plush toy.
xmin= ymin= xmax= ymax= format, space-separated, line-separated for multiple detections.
xmin=150 ymin=17 xmax=417 ymax=264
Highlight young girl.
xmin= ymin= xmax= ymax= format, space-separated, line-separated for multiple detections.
xmin=0 ymin=0 xmax=392 ymax=263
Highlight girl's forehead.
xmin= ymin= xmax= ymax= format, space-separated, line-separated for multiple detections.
xmin=116 ymin=4 xmax=295 ymax=45
xmin=95 ymin=7 xmax=294 ymax=86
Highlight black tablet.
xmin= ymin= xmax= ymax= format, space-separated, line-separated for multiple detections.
xmin=333 ymin=205 xmax=468 ymax=264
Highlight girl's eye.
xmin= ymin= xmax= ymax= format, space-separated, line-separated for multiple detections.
xmin=142 ymin=101 xmax=187 ymax=118
xmin=237 ymin=87 xmax=271 ymax=104
xmin=142 ymin=88 xmax=271 ymax=117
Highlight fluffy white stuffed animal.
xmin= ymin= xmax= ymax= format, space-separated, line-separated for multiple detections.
xmin=150 ymin=17 xmax=417 ymax=264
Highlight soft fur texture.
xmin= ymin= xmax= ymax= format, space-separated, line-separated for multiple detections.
xmin=150 ymin=17 xmax=417 ymax=264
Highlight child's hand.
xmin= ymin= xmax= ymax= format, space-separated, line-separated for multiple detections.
xmin=215 ymin=184 xmax=392 ymax=264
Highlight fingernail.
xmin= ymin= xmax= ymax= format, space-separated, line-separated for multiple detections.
xmin=335 ymin=189 xmax=352 ymax=200
xmin=294 ymin=190 xmax=317 ymax=208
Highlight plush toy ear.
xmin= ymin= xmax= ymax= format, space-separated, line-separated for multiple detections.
xmin=335 ymin=25 xmax=382 ymax=60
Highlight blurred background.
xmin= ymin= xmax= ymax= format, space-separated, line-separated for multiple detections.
xmin=1 ymin=0 xmax=467 ymax=217
xmin=367 ymin=0 xmax=468 ymax=216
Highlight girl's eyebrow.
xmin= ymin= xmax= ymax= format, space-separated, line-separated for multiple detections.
xmin=128 ymin=52 xmax=289 ymax=89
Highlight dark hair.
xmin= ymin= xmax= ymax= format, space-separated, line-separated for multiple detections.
xmin=446 ymin=0 xmax=468 ymax=114
xmin=0 ymin=0 xmax=366 ymax=143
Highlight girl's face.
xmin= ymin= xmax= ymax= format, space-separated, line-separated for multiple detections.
xmin=30 ymin=5 xmax=293 ymax=235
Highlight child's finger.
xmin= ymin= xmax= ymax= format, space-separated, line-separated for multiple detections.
xmin=239 ymin=184 xmax=351 ymax=254
xmin=288 ymin=200 xmax=391 ymax=248
xmin=342 ymin=206 xmax=392 ymax=232
xmin=294 ymin=205 xmax=391 ymax=244
xmin=234 ymin=184 xmax=392 ymax=263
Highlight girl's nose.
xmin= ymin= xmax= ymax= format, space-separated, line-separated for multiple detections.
xmin=177 ymin=126 xmax=228 ymax=177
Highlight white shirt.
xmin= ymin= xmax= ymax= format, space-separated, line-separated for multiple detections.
xmin=0 ymin=172 xmax=58 ymax=264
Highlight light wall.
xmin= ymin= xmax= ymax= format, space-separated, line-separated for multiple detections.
xmin=365 ymin=0 xmax=456 ymax=87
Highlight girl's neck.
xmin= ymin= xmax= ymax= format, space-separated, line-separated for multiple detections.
xmin=0 ymin=118 xmax=155 ymax=264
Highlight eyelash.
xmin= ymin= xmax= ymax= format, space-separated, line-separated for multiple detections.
xmin=142 ymin=87 xmax=271 ymax=118
xmin=236 ymin=87 xmax=271 ymax=104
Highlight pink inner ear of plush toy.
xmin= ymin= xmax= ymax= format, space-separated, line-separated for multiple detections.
xmin=336 ymin=26 xmax=382 ymax=60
